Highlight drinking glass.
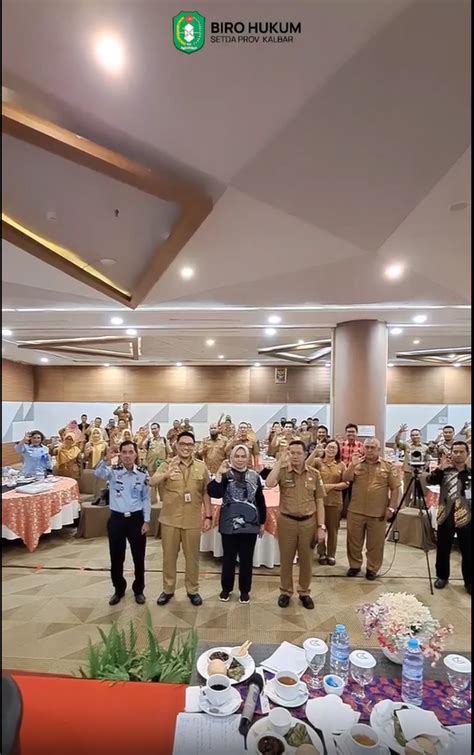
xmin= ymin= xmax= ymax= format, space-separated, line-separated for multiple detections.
xmin=443 ymin=655 xmax=471 ymax=709
xmin=349 ymin=650 xmax=376 ymax=703
xmin=303 ymin=638 xmax=328 ymax=690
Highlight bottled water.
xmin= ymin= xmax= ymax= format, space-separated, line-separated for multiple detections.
xmin=329 ymin=624 xmax=350 ymax=681
xmin=402 ymin=638 xmax=424 ymax=706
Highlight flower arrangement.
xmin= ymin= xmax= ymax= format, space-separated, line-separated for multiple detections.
xmin=357 ymin=592 xmax=454 ymax=665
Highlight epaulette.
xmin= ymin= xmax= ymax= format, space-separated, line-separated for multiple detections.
xmin=112 ymin=463 xmax=124 ymax=470
xmin=137 ymin=465 xmax=148 ymax=473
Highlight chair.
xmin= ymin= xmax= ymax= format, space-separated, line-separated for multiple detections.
xmin=2 ymin=674 xmax=22 ymax=755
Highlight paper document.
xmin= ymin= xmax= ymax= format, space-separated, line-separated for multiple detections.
xmin=261 ymin=640 xmax=307 ymax=675
xmin=172 ymin=713 xmax=246 ymax=755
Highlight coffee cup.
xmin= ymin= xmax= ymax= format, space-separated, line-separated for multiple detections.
xmin=204 ymin=674 xmax=232 ymax=707
xmin=274 ymin=670 xmax=306 ymax=701
xmin=268 ymin=706 xmax=292 ymax=735
xmin=347 ymin=724 xmax=384 ymax=754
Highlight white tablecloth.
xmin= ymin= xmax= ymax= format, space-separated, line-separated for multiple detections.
xmin=2 ymin=500 xmax=80 ymax=541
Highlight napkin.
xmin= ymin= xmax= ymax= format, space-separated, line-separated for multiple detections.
xmin=396 ymin=709 xmax=449 ymax=747
xmin=306 ymin=695 xmax=360 ymax=733
xmin=185 ymin=686 xmax=202 ymax=712
xmin=260 ymin=641 xmax=307 ymax=675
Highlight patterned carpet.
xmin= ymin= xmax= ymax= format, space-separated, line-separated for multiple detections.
xmin=2 ymin=523 xmax=470 ymax=676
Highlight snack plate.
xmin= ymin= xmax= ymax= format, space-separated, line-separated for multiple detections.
xmin=196 ymin=646 xmax=255 ymax=686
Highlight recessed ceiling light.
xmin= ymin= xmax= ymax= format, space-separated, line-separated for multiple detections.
xmin=449 ymin=202 xmax=469 ymax=212
xmin=388 ymin=363 xmax=394 ymax=367
xmin=40 ymin=357 xmax=49 ymax=363
xmin=325 ymin=362 xmax=331 ymax=367
xmin=265 ymin=328 xmax=277 ymax=336
xmin=390 ymin=328 xmax=403 ymax=335
xmin=453 ymin=363 xmax=462 ymax=368
xmin=180 ymin=266 xmax=194 ymax=280
xmin=126 ymin=328 xmax=137 ymax=336
xmin=384 ymin=263 xmax=405 ymax=280
xmin=175 ymin=362 xmax=183 ymax=367
xmin=2 ymin=328 xmax=12 ymax=336
xmin=267 ymin=315 xmax=281 ymax=325
xmin=110 ymin=316 xmax=123 ymax=325
xmin=103 ymin=363 xmax=111 ymax=367
xmin=254 ymin=362 xmax=261 ymax=367
xmin=449 ymin=353 xmax=456 ymax=359
xmin=413 ymin=339 xmax=420 ymax=345
xmin=412 ymin=314 xmax=427 ymax=323
xmin=94 ymin=34 xmax=125 ymax=75
xmin=298 ymin=339 xmax=305 ymax=345
xmin=100 ymin=258 xmax=117 ymax=266
xmin=206 ymin=339 xmax=215 ymax=346
xmin=218 ymin=354 xmax=225 ymax=359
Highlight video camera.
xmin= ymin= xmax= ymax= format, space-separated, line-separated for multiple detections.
xmin=408 ymin=449 xmax=426 ymax=468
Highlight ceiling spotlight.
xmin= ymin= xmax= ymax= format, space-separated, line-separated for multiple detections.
xmin=254 ymin=362 xmax=261 ymax=367
xmin=126 ymin=328 xmax=137 ymax=336
xmin=453 ymin=363 xmax=462 ymax=368
xmin=94 ymin=34 xmax=125 ymax=75
xmin=325 ymin=362 xmax=331 ymax=367
xmin=390 ymin=328 xmax=403 ymax=335
xmin=449 ymin=202 xmax=469 ymax=212
xmin=2 ymin=328 xmax=12 ymax=336
xmin=265 ymin=328 xmax=277 ymax=336
xmin=384 ymin=263 xmax=405 ymax=280
xmin=388 ymin=363 xmax=394 ymax=367
xmin=180 ymin=266 xmax=194 ymax=280
xmin=267 ymin=315 xmax=281 ymax=325
xmin=175 ymin=362 xmax=183 ymax=367
xmin=99 ymin=258 xmax=117 ymax=266
xmin=413 ymin=339 xmax=420 ymax=345
xmin=412 ymin=314 xmax=427 ymax=323
xmin=449 ymin=353 xmax=456 ymax=359
xmin=110 ymin=316 xmax=123 ymax=325
xmin=206 ymin=339 xmax=215 ymax=346
xmin=297 ymin=339 xmax=305 ymax=345
xmin=103 ymin=363 xmax=111 ymax=367
xmin=218 ymin=355 xmax=225 ymax=360
xmin=40 ymin=357 xmax=49 ymax=363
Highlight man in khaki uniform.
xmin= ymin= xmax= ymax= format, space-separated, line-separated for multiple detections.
xmin=218 ymin=414 xmax=236 ymax=439
xmin=266 ymin=440 xmax=326 ymax=609
xmin=394 ymin=424 xmax=430 ymax=504
xmin=151 ymin=431 xmax=212 ymax=606
xmin=225 ymin=422 xmax=260 ymax=470
xmin=343 ymin=438 xmax=400 ymax=580
xmin=269 ymin=421 xmax=299 ymax=458
xmin=113 ymin=403 xmax=133 ymax=431
xmin=197 ymin=423 xmax=227 ymax=475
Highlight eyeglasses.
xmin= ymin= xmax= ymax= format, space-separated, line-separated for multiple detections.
xmin=178 ymin=442 xmax=194 ymax=448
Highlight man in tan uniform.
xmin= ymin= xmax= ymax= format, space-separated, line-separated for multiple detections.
xmin=197 ymin=423 xmax=227 ymax=475
xmin=218 ymin=414 xmax=236 ymax=439
xmin=113 ymin=403 xmax=133 ymax=431
xmin=394 ymin=424 xmax=430 ymax=504
xmin=151 ymin=431 xmax=212 ymax=606
xmin=343 ymin=438 xmax=400 ymax=580
xmin=225 ymin=422 xmax=260 ymax=470
xmin=269 ymin=421 xmax=299 ymax=458
xmin=266 ymin=440 xmax=326 ymax=609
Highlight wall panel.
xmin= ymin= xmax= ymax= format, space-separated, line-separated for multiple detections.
xmin=2 ymin=359 xmax=35 ymax=401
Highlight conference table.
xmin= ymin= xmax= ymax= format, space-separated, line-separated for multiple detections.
xmin=2 ymin=477 xmax=80 ymax=551
xmin=200 ymin=487 xmax=281 ymax=568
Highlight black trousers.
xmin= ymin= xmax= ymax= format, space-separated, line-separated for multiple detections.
xmin=435 ymin=512 xmax=471 ymax=586
xmin=107 ymin=511 xmax=146 ymax=596
xmin=221 ymin=533 xmax=258 ymax=594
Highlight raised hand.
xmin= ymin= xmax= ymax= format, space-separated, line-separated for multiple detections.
xmin=217 ymin=459 xmax=231 ymax=475
xmin=400 ymin=423 xmax=409 ymax=432
xmin=439 ymin=453 xmax=451 ymax=470
xmin=168 ymin=458 xmax=181 ymax=480
xmin=279 ymin=448 xmax=290 ymax=467
xmin=351 ymin=453 xmax=364 ymax=466
xmin=105 ymin=446 xmax=117 ymax=463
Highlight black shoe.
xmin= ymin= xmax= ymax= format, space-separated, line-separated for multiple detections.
xmin=365 ymin=570 xmax=377 ymax=581
xmin=188 ymin=593 xmax=203 ymax=606
xmin=465 ymin=584 xmax=471 ymax=595
xmin=239 ymin=593 xmax=250 ymax=604
xmin=109 ymin=593 xmax=124 ymax=606
xmin=219 ymin=590 xmax=231 ymax=602
xmin=157 ymin=592 xmax=174 ymax=606
xmin=347 ymin=568 xmax=361 ymax=577
xmin=278 ymin=594 xmax=291 ymax=608
xmin=299 ymin=595 xmax=314 ymax=610
xmin=134 ymin=594 xmax=146 ymax=605
xmin=434 ymin=578 xmax=448 ymax=590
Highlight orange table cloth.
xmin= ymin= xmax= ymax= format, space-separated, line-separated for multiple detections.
xmin=206 ymin=486 xmax=280 ymax=536
xmin=2 ymin=477 xmax=79 ymax=552
xmin=11 ymin=673 xmax=185 ymax=755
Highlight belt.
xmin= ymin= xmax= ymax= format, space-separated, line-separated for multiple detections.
xmin=281 ymin=513 xmax=314 ymax=522
xmin=110 ymin=510 xmax=143 ymax=519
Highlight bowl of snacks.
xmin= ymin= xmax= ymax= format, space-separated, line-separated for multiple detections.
xmin=256 ymin=733 xmax=287 ymax=754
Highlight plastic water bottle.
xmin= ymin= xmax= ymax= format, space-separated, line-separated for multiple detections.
xmin=329 ymin=624 xmax=350 ymax=681
xmin=402 ymin=638 xmax=424 ymax=706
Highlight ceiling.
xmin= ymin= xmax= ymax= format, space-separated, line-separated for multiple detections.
xmin=2 ymin=0 xmax=471 ymax=367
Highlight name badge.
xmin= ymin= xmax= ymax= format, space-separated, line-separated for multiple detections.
xmin=184 ymin=492 xmax=192 ymax=503
xmin=465 ymin=489 xmax=471 ymax=501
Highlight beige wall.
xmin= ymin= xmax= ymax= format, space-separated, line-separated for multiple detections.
xmin=2 ymin=359 xmax=35 ymax=401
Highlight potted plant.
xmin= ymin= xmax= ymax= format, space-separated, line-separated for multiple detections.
xmin=80 ymin=609 xmax=198 ymax=683
xmin=357 ymin=592 xmax=454 ymax=665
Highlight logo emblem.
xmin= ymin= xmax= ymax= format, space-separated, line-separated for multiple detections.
xmin=173 ymin=11 xmax=205 ymax=54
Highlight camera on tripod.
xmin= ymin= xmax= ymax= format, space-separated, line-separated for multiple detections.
xmin=408 ymin=449 xmax=426 ymax=468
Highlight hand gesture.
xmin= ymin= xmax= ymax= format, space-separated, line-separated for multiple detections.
xmin=439 ymin=453 xmax=451 ymax=470
xmin=400 ymin=423 xmax=409 ymax=432
xmin=105 ymin=446 xmax=117 ymax=463
xmin=141 ymin=522 xmax=150 ymax=536
xmin=279 ymin=448 xmax=290 ymax=467
xmin=351 ymin=453 xmax=364 ymax=466
xmin=217 ymin=459 xmax=231 ymax=475
xmin=168 ymin=458 xmax=181 ymax=480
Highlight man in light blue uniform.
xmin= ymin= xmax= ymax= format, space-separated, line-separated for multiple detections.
xmin=95 ymin=440 xmax=150 ymax=605
xmin=14 ymin=431 xmax=52 ymax=477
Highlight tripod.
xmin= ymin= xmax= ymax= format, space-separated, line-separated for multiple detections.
xmin=385 ymin=466 xmax=436 ymax=595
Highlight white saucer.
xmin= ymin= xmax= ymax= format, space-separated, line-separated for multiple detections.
xmin=199 ymin=686 xmax=242 ymax=717
xmin=264 ymin=678 xmax=309 ymax=708
xmin=336 ymin=732 xmax=389 ymax=755
xmin=247 ymin=715 xmax=323 ymax=755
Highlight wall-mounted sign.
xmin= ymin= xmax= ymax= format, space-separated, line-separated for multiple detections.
xmin=358 ymin=425 xmax=376 ymax=437
xmin=274 ymin=367 xmax=287 ymax=384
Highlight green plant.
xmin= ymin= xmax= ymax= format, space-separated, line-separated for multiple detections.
xmin=79 ymin=609 xmax=198 ymax=684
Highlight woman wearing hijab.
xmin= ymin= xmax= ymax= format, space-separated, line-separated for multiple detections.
xmin=84 ymin=428 xmax=108 ymax=469
xmin=14 ymin=431 xmax=52 ymax=477
xmin=55 ymin=434 xmax=82 ymax=479
xmin=58 ymin=420 xmax=84 ymax=448
xmin=308 ymin=439 xmax=349 ymax=566
xmin=208 ymin=445 xmax=266 ymax=604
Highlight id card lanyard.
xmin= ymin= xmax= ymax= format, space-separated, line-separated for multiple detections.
xmin=181 ymin=463 xmax=193 ymax=503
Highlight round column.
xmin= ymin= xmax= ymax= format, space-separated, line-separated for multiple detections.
xmin=331 ymin=320 xmax=388 ymax=445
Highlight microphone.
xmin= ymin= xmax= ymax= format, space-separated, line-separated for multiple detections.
xmin=239 ymin=673 xmax=263 ymax=741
